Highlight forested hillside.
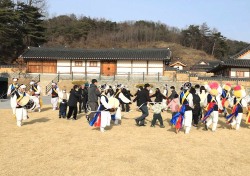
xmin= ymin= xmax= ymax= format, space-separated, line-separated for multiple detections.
xmin=0 ymin=0 xmax=249 ymax=64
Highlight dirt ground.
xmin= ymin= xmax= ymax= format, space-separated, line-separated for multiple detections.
xmin=1 ymin=103 xmax=250 ymax=176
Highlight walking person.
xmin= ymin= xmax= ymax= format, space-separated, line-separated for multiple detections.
xmin=13 ymin=85 xmax=29 ymax=127
xmin=150 ymin=102 xmax=166 ymax=128
xmin=150 ymin=88 xmax=166 ymax=103
xmin=47 ymin=82 xmax=60 ymax=110
xmin=168 ymin=86 xmax=177 ymax=101
xmin=190 ymin=87 xmax=201 ymax=127
xmin=7 ymin=78 xmax=19 ymax=117
xmin=87 ymin=79 xmax=101 ymax=122
xmin=58 ymin=87 xmax=69 ymax=118
xmin=78 ymin=84 xmax=87 ymax=114
xmin=134 ymin=83 xmax=152 ymax=126
xmin=67 ymin=85 xmax=80 ymax=120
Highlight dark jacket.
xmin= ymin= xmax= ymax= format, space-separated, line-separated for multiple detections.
xmin=68 ymin=89 xmax=80 ymax=107
xmin=192 ymin=93 xmax=201 ymax=115
xmin=133 ymin=88 xmax=152 ymax=106
xmin=78 ymin=87 xmax=88 ymax=102
xmin=88 ymin=84 xmax=101 ymax=103
xmin=150 ymin=92 xmax=166 ymax=102
xmin=168 ymin=90 xmax=177 ymax=100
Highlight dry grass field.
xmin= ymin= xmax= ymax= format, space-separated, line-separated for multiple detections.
xmin=1 ymin=103 xmax=250 ymax=176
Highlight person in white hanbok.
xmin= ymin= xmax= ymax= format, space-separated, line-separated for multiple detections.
xmin=47 ymin=83 xmax=60 ymax=110
xmin=14 ymin=85 xmax=29 ymax=127
xmin=7 ymin=78 xmax=19 ymax=116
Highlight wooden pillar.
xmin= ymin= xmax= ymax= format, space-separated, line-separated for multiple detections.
xmin=42 ymin=61 xmax=43 ymax=74
xmin=85 ymin=60 xmax=87 ymax=75
xmin=131 ymin=60 xmax=133 ymax=74
xmin=70 ymin=60 xmax=72 ymax=74
xmin=146 ymin=60 xmax=149 ymax=75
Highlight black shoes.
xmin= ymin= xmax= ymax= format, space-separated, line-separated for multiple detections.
xmin=139 ymin=124 xmax=146 ymax=126
xmin=150 ymin=125 xmax=155 ymax=127
xmin=160 ymin=125 xmax=165 ymax=128
xmin=135 ymin=119 xmax=139 ymax=125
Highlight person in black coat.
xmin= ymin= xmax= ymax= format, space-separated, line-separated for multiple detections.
xmin=78 ymin=84 xmax=88 ymax=114
xmin=123 ymin=88 xmax=133 ymax=112
xmin=133 ymin=83 xmax=152 ymax=126
xmin=150 ymin=88 xmax=166 ymax=102
xmin=67 ymin=85 xmax=80 ymax=120
xmin=190 ymin=87 xmax=201 ymax=127
xmin=168 ymin=86 xmax=177 ymax=101
xmin=134 ymin=86 xmax=143 ymax=107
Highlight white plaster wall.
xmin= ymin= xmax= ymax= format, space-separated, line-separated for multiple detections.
xmin=117 ymin=67 xmax=131 ymax=73
xmin=244 ymin=72 xmax=250 ymax=77
xmin=231 ymin=71 xmax=236 ymax=77
xmin=174 ymin=65 xmax=183 ymax=70
xmin=87 ymin=67 xmax=100 ymax=73
xmin=239 ymin=53 xmax=250 ymax=59
xmin=132 ymin=67 xmax=147 ymax=74
xmin=72 ymin=67 xmax=85 ymax=73
xmin=117 ymin=60 xmax=132 ymax=67
xmin=132 ymin=61 xmax=147 ymax=67
xmin=148 ymin=61 xmax=163 ymax=67
xmin=57 ymin=60 xmax=70 ymax=66
xmin=148 ymin=68 xmax=162 ymax=73
xmin=57 ymin=66 xmax=70 ymax=73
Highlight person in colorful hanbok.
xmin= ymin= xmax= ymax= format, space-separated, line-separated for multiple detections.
xmin=170 ymin=82 xmax=193 ymax=134
xmin=202 ymin=82 xmax=223 ymax=132
xmin=226 ymin=85 xmax=247 ymax=130
xmin=89 ymin=84 xmax=114 ymax=132
xmin=221 ymin=83 xmax=232 ymax=117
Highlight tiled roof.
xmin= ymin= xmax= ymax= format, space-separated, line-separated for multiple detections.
xmin=190 ymin=60 xmax=221 ymax=71
xmin=20 ymin=47 xmax=171 ymax=61
xmin=230 ymin=45 xmax=250 ymax=59
xmin=208 ymin=59 xmax=250 ymax=72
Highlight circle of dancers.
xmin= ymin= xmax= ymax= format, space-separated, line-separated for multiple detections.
xmin=6 ymin=78 xmax=250 ymax=133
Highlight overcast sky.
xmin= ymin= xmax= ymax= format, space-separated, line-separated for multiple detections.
xmin=48 ymin=0 xmax=250 ymax=43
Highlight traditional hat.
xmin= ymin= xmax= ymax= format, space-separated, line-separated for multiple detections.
xmin=223 ymin=83 xmax=232 ymax=91
xmin=183 ymin=82 xmax=192 ymax=90
xmin=100 ymin=84 xmax=108 ymax=90
xmin=51 ymin=82 xmax=56 ymax=86
xmin=116 ymin=84 xmax=123 ymax=89
xmin=208 ymin=82 xmax=220 ymax=96
xmin=30 ymin=81 xmax=35 ymax=85
xmin=13 ymin=78 xmax=18 ymax=82
xmin=20 ymin=84 xmax=26 ymax=89
xmin=234 ymin=85 xmax=246 ymax=98
xmin=144 ymin=83 xmax=150 ymax=88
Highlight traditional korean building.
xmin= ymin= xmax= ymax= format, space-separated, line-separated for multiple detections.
xmin=167 ymin=58 xmax=186 ymax=70
xmin=20 ymin=47 xmax=171 ymax=76
xmin=208 ymin=45 xmax=250 ymax=78
xmin=190 ymin=60 xmax=221 ymax=72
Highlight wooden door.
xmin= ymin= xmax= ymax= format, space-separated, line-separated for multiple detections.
xmin=28 ymin=61 xmax=42 ymax=73
xmin=101 ymin=61 xmax=116 ymax=76
xmin=42 ymin=61 xmax=57 ymax=73
xmin=28 ymin=60 xmax=57 ymax=73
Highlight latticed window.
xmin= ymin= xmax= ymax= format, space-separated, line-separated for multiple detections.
xmin=75 ymin=61 xmax=82 ymax=66
xmin=89 ymin=61 xmax=97 ymax=67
